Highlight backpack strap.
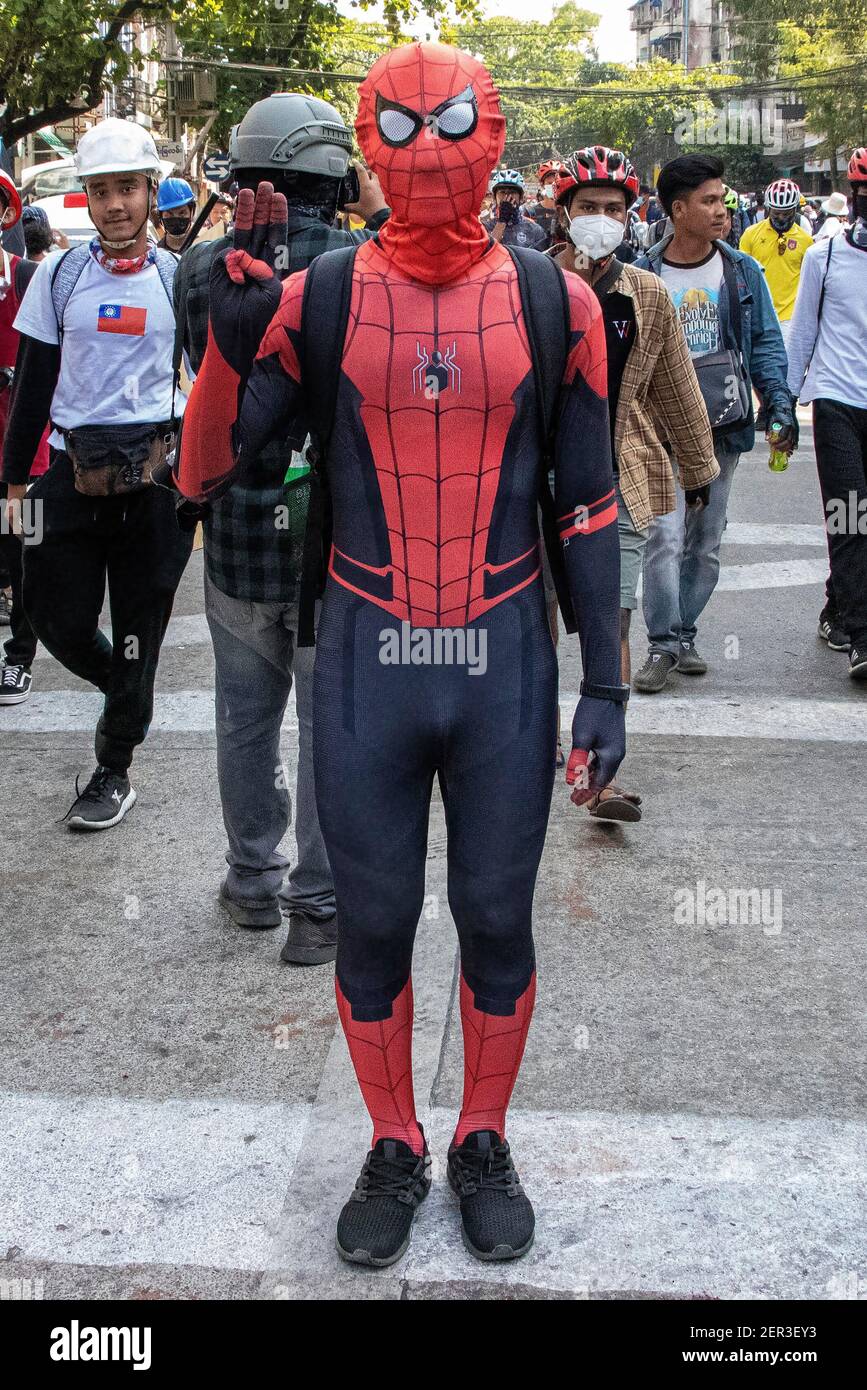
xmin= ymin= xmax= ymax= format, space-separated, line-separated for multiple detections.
xmin=295 ymin=245 xmax=359 ymax=646
xmin=721 ymin=250 xmax=743 ymax=352
xmin=298 ymin=245 xmax=358 ymax=461
xmin=168 ymin=248 xmax=190 ymax=428
xmin=506 ymin=244 xmax=577 ymax=633
xmin=49 ymin=244 xmax=90 ymax=342
xmin=816 ymin=235 xmax=834 ymax=325
xmin=153 ymin=246 xmax=178 ymax=312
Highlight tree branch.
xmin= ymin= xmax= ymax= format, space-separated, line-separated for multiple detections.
xmin=180 ymin=109 xmax=217 ymax=178
xmin=3 ymin=1 xmax=169 ymax=147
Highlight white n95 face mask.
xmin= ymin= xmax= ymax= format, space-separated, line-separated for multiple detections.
xmin=567 ymin=213 xmax=624 ymax=262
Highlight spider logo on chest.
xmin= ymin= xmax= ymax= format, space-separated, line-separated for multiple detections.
xmin=412 ymin=341 xmax=461 ymax=399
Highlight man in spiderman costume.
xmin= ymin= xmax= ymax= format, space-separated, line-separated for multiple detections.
xmin=176 ymin=42 xmax=626 ymax=1267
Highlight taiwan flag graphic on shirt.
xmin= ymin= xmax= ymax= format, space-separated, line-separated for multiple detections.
xmin=98 ymin=303 xmax=147 ymax=336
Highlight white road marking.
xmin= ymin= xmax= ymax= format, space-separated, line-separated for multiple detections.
xmin=1 ymin=1092 xmax=310 ymax=1272
xmin=402 ymin=1106 xmax=867 ymax=1299
xmin=714 ymin=559 xmax=828 ymax=591
xmin=4 ymin=691 xmax=866 ymax=742
xmin=610 ymin=695 xmax=867 ymax=743
xmin=722 ymin=522 xmax=826 ymax=547
xmin=6 ymin=1084 xmax=858 ymax=1298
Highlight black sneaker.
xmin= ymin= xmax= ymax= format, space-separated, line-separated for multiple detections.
xmin=219 ymin=880 xmax=281 ymax=929
xmin=849 ymin=646 xmax=867 ymax=680
xmin=0 ymin=663 xmax=32 ymax=704
xmin=633 ymin=651 xmax=677 ymax=693
xmin=336 ymin=1135 xmax=431 ymax=1267
xmin=676 ymin=640 xmax=708 ymax=675
xmin=280 ymin=912 xmax=337 ymax=964
xmin=447 ymin=1130 xmax=535 ymax=1262
xmin=64 ymin=765 xmax=136 ymax=832
xmin=818 ymin=608 xmax=851 ymax=651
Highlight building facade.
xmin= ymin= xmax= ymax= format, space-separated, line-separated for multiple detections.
xmin=629 ymin=0 xmax=738 ymax=69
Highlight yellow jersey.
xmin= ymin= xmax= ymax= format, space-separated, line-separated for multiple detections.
xmin=738 ymin=220 xmax=813 ymax=321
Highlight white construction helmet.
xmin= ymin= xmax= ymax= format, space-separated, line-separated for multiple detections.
xmin=75 ymin=118 xmax=162 ymax=182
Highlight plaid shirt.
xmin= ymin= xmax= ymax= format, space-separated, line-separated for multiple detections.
xmin=607 ymin=263 xmax=719 ymax=531
xmin=177 ymin=209 xmax=388 ymax=602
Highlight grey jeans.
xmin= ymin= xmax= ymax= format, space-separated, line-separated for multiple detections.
xmin=642 ymin=441 xmax=740 ymax=656
xmin=205 ymin=570 xmax=335 ymax=921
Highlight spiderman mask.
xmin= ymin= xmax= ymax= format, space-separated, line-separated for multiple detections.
xmin=356 ymin=42 xmax=506 ymax=283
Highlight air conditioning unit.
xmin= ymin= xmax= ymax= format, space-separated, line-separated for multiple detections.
xmin=171 ymin=68 xmax=217 ymax=115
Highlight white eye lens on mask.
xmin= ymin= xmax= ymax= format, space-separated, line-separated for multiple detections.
xmin=567 ymin=213 xmax=624 ymax=262
xmin=379 ymin=108 xmax=417 ymax=144
xmin=436 ymin=101 xmax=475 ymax=137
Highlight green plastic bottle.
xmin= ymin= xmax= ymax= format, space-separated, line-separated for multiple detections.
xmin=767 ymin=422 xmax=788 ymax=473
xmin=284 ymin=460 xmax=311 ymax=486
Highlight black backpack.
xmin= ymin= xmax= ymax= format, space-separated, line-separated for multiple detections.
xmin=295 ymin=244 xmax=578 ymax=645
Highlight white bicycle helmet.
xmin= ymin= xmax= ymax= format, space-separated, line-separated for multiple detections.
xmin=489 ymin=168 xmax=525 ymax=195
xmin=764 ymin=178 xmax=801 ymax=211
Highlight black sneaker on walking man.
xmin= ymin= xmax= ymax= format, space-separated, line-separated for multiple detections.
xmin=174 ymin=94 xmax=390 ymax=955
xmin=1 ymin=119 xmax=194 ymax=829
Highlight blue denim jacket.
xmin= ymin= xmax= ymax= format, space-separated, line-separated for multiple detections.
xmin=636 ymin=234 xmax=795 ymax=455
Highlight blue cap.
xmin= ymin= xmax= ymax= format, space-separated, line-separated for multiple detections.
xmin=157 ymin=177 xmax=195 ymax=212
xmin=22 ymin=205 xmax=50 ymax=229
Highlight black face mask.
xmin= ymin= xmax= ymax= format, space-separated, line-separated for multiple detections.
xmin=769 ymin=210 xmax=796 ymax=234
xmin=163 ymin=214 xmax=193 ymax=238
xmin=849 ymin=191 xmax=867 ymax=249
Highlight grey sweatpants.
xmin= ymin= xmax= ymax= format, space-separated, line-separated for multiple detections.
xmin=205 ymin=570 xmax=335 ymax=921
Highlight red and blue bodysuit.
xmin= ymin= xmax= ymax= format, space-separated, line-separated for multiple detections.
xmin=178 ymin=42 xmax=624 ymax=1159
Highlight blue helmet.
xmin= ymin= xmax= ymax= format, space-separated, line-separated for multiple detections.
xmin=157 ymin=177 xmax=195 ymax=212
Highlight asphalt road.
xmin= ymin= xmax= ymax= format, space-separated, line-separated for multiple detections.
xmin=1 ymin=411 xmax=865 ymax=1301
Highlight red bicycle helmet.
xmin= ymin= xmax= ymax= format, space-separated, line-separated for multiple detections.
xmin=848 ymin=147 xmax=867 ymax=184
xmin=537 ymin=159 xmax=562 ymax=185
xmin=555 ymin=146 xmax=640 ymax=209
xmin=0 ymin=169 xmax=22 ymax=228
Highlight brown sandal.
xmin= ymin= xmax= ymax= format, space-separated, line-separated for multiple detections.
xmin=586 ymin=784 xmax=642 ymax=822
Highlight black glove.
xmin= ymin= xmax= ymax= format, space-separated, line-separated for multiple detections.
xmin=685 ymin=484 xmax=711 ymax=509
xmin=0 ymin=367 xmax=14 ymax=394
xmin=567 ymin=696 xmax=627 ymax=803
xmin=497 ymin=200 xmax=517 ymax=225
xmin=772 ymin=418 xmax=798 ymax=450
xmin=209 ymin=183 xmax=288 ymax=382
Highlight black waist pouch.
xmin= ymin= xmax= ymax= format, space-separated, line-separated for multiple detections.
xmin=62 ymin=422 xmax=175 ymax=497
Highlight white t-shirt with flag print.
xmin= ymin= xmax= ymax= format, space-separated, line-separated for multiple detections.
xmin=14 ymin=250 xmax=181 ymax=449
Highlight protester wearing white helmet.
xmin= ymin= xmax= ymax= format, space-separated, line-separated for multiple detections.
xmin=74 ymin=117 xmax=162 ymax=259
xmin=1 ymin=118 xmax=195 ymax=830
xmin=739 ymin=178 xmax=813 ymax=348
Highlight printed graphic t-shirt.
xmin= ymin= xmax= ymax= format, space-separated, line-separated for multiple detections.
xmin=659 ymin=248 xmax=724 ymax=358
xmin=14 ymin=251 xmax=179 ymax=448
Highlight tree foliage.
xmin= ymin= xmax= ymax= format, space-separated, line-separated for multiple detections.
xmin=727 ymin=0 xmax=867 ymax=169
xmin=0 ymin=0 xmax=476 ymax=148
